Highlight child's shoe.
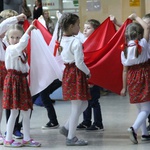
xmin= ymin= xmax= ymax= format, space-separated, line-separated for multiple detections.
xmin=4 ymin=140 xmax=22 ymax=147
xmin=66 ymin=136 xmax=88 ymax=146
xmin=86 ymin=124 xmax=104 ymax=131
xmin=141 ymin=135 xmax=150 ymax=141
xmin=77 ymin=123 xmax=90 ymax=130
xmin=22 ymin=139 xmax=41 ymax=147
xmin=127 ymin=127 xmax=138 ymax=144
xmin=0 ymin=134 xmax=4 ymax=145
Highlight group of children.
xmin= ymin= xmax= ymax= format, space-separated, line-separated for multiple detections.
xmin=0 ymin=6 xmax=150 ymax=148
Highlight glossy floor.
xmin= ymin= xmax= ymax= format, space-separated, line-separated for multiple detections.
xmin=1 ymin=93 xmax=150 ymax=150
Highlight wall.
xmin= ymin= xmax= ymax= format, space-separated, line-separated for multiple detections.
xmin=79 ymin=0 xmax=146 ymax=31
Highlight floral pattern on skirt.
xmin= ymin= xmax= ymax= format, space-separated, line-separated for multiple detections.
xmin=3 ymin=69 xmax=33 ymax=110
xmin=0 ymin=61 xmax=7 ymax=91
xmin=127 ymin=60 xmax=150 ymax=104
xmin=62 ymin=63 xmax=91 ymax=100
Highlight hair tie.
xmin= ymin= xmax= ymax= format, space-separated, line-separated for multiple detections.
xmin=53 ymin=41 xmax=60 ymax=56
xmin=134 ymin=40 xmax=142 ymax=54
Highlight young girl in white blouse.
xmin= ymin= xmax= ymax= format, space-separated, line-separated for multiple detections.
xmin=0 ymin=12 xmax=26 ymax=144
xmin=121 ymin=13 xmax=150 ymax=144
xmin=3 ymin=22 xmax=41 ymax=147
xmin=57 ymin=13 xmax=91 ymax=146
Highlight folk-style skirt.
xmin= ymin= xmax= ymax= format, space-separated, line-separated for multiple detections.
xmin=62 ymin=63 xmax=91 ymax=100
xmin=3 ymin=69 xmax=33 ymax=110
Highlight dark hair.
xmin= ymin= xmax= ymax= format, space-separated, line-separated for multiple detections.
xmin=142 ymin=13 xmax=150 ymax=20
xmin=124 ymin=22 xmax=143 ymax=58
xmin=56 ymin=13 xmax=79 ymax=54
xmin=85 ymin=19 xmax=100 ymax=29
xmin=57 ymin=13 xmax=79 ymax=41
xmin=125 ymin=22 xmax=143 ymax=42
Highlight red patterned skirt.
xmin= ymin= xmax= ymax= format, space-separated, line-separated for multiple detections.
xmin=0 ymin=61 xmax=7 ymax=91
xmin=127 ymin=60 xmax=150 ymax=104
xmin=2 ymin=69 xmax=33 ymax=110
xmin=62 ymin=63 xmax=91 ymax=100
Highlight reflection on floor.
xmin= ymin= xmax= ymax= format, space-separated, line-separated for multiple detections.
xmin=1 ymin=92 xmax=150 ymax=150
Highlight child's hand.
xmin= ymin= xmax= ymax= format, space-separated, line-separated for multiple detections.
xmin=109 ymin=15 xmax=116 ymax=22
xmin=17 ymin=13 xmax=27 ymax=21
xmin=56 ymin=11 xmax=62 ymax=20
xmin=120 ymin=88 xmax=127 ymax=96
xmin=86 ymin=73 xmax=91 ymax=79
xmin=128 ymin=13 xmax=137 ymax=20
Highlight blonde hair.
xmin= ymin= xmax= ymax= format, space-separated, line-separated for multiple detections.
xmin=0 ymin=9 xmax=18 ymax=19
xmin=6 ymin=24 xmax=25 ymax=42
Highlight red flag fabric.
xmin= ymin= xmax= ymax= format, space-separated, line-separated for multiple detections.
xmin=83 ymin=17 xmax=116 ymax=53
xmin=84 ymin=19 xmax=132 ymax=95
xmin=34 ymin=19 xmax=52 ymax=45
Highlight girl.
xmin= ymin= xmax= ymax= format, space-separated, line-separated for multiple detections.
xmin=3 ymin=23 xmax=41 ymax=147
xmin=0 ymin=12 xmax=27 ymax=144
xmin=58 ymin=13 xmax=91 ymax=146
xmin=121 ymin=13 xmax=150 ymax=144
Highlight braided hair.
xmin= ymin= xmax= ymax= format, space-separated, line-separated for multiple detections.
xmin=56 ymin=13 xmax=79 ymax=54
xmin=124 ymin=22 xmax=144 ymax=58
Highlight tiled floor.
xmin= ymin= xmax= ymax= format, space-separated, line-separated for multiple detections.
xmin=1 ymin=92 xmax=150 ymax=150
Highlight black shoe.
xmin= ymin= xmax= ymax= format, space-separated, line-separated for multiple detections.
xmin=51 ymin=100 xmax=56 ymax=104
xmin=86 ymin=124 xmax=104 ymax=131
xmin=77 ymin=123 xmax=90 ymax=130
xmin=41 ymin=122 xmax=59 ymax=129
xmin=141 ymin=135 xmax=150 ymax=141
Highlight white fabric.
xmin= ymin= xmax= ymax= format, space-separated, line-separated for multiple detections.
xmin=0 ymin=16 xmax=18 ymax=61
xmin=121 ymin=38 xmax=149 ymax=66
xmin=75 ymin=31 xmax=86 ymax=43
xmin=29 ymin=29 xmax=63 ymax=96
xmin=5 ymin=33 xmax=29 ymax=73
xmin=61 ymin=36 xmax=90 ymax=75
xmin=38 ymin=15 xmax=47 ymax=28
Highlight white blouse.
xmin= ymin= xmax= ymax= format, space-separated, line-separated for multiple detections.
xmin=121 ymin=38 xmax=149 ymax=66
xmin=0 ymin=16 xmax=18 ymax=61
xmin=60 ymin=36 xmax=90 ymax=75
xmin=5 ymin=33 xmax=29 ymax=73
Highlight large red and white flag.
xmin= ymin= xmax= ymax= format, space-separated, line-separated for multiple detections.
xmin=84 ymin=19 xmax=132 ymax=94
xmin=24 ymin=19 xmax=63 ymax=96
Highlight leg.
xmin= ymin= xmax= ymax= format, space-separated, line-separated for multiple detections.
xmin=128 ymin=102 xmax=150 ymax=144
xmin=5 ymin=109 xmax=19 ymax=141
xmin=67 ymin=100 xmax=88 ymax=139
xmin=87 ymin=86 xmax=104 ymax=130
xmin=21 ymin=109 xmax=41 ymax=147
xmin=21 ymin=109 xmax=31 ymax=141
xmin=133 ymin=102 xmax=150 ymax=134
xmin=65 ymin=100 xmax=88 ymax=146
xmin=5 ymin=109 xmax=23 ymax=139
xmin=40 ymin=83 xmax=59 ymax=127
xmin=0 ymin=91 xmax=3 ymax=134
xmin=77 ymin=102 xmax=91 ymax=129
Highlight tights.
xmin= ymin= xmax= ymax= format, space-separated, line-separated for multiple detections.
xmin=133 ymin=101 xmax=150 ymax=135
xmin=64 ymin=100 xmax=88 ymax=139
xmin=0 ymin=91 xmax=2 ymax=135
xmin=6 ymin=109 xmax=31 ymax=141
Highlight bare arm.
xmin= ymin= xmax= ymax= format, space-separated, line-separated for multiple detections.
xmin=128 ymin=13 xmax=150 ymax=42
xmin=109 ymin=15 xmax=122 ymax=27
xmin=120 ymin=66 xmax=128 ymax=96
